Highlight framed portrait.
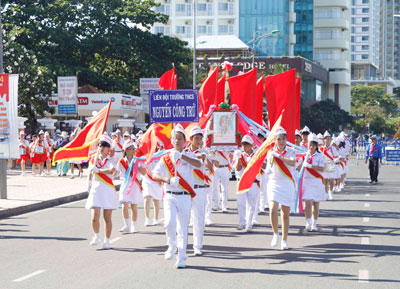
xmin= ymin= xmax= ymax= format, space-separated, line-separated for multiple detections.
xmin=210 ymin=109 xmax=238 ymax=146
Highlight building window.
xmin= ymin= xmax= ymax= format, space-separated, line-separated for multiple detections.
xmin=362 ymin=27 xmax=369 ymax=32
xmin=176 ymin=26 xmax=185 ymax=34
xmin=218 ymin=3 xmax=228 ymax=11
xmin=315 ymin=29 xmax=342 ymax=40
xmin=362 ymin=36 xmax=369 ymax=41
xmin=362 ymin=0 xmax=369 ymax=3
xmin=362 ymin=45 xmax=369 ymax=50
xmin=198 ymin=3 xmax=207 ymax=11
xmin=362 ymin=8 xmax=369 ymax=13
xmin=361 ymin=54 xmax=368 ymax=60
xmin=176 ymin=4 xmax=185 ymax=12
xmin=362 ymin=17 xmax=369 ymax=23
xmin=198 ymin=25 xmax=207 ymax=34
xmin=315 ymin=50 xmax=341 ymax=60
xmin=218 ymin=25 xmax=233 ymax=35
xmin=315 ymin=8 xmax=342 ymax=19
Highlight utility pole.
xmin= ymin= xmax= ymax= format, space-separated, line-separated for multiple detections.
xmin=0 ymin=0 xmax=7 ymax=199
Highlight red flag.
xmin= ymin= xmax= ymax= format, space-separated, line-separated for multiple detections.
xmin=228 ymin=68 xmax=257 ymax=121
xmin=159 ymin=67 xmax=176 ymax=90
xmin=172 ymin=73 xmax=177 ymax=90
xmin=199 ymin=67 xmax=218 ymax=114
xmin=238 ymin=112 xmax=283 ymax=194
xmin=217 ymin=72 xmax=226 ymax=106
xmin=52 ymin=101 xmax=112 ymax=164
xmin=295 ymin=77 xmax=301 ymax=130
xmin=265 ymin=69 xmax=297 ymax=143
xmin=256 ymin=73 xmax=264 ymax=125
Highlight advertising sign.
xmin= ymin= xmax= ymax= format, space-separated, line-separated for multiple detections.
xmin=57 ymin=76 xmax=78 ymax=114
xmin=386 ymin=149 xmax=400 ymax=162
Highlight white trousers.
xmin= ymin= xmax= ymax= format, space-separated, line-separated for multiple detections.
xmin=205 ymin=176 xmax=214 ymax=221
xmin=163 ymin=193 xmax=191 ymax=261
xmin=191 ymin=187 xmax=206 ymax=250
xmin=237 ymin=184 xmax=258 ymax=228
xmin=213 ymin=167 xmax=230 ymax=209
xmin=252 ymin=186 xmax=261 ymax=223
xmin=259 ymin=174 xmax=269 ymax=211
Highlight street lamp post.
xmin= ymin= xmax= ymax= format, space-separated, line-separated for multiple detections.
xmin=248 ymin=29 xmax=280 ymax=66
xmin=0 ymin=0 xmax=7 ymax=199
xmin=193 ymin=0 xmax=197 ymax=89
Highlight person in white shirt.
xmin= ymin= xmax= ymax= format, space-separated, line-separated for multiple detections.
xmin=321 ymin=131 xmax=336 ymax=200
xmin=117 ymin=140 xmax=144 ymax=233
xmin=32 ymin=130 xmax=49 ymax=177
xmin=17 ymin=131 xmax=30 ymax=176
xmin=266 ymin=127 xmax=296 ymax=250
xmin=153 ymin=124 xmax=201 ymax=269
xmin=212 ymin=149 xmax=232 ymax=212
xmin=111 ymin=130 xmax=124 ymax=162
xmin=45 ymin=132 xmax=55 ymax=175
xmin=302 ymin=133 xmax=327 ymax=232
xmin=86 ymin=133 xmax=118 ymax=250
xmin=233 ymin=135 xmax=260 ymax=232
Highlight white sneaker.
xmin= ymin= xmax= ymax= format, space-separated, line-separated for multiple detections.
xmin=40 ymin=173 xmax=46 ymax=177
xmin=144 ymin=218 xmax=152 ymax=227
xmin=334 ymin=186 xmax=339 ymax=192
xmin=21 ymin=172 xmax=25 ymax=176
xmin=281 ymin=240 xmax=289 ymax=250
xmin=252 ymin=220 xmax=259 ymax=226
xmin=193 ymin=248 xmax=203 ymax=256
xmin=188 ymin=222 xmax=193 ymax=227
xmin=130 ymin=225 xmax=137 ymax=233
xmin=305 ymin=222 xmax=312 ymax=232
xmin=271 ymin=234 xmax=280 ymax=247
xmin=340 ymin=183 xmax=344 ymax=189
xmin=245 ymin=227 xmax=253 ymax=233
xmin=165 ymin=247 xmax=177 ymax=260
xmin=153 ymin=219 xmax=160 ymax=226
xmin=175 ymin=259 xmax=186 ymax=269
xmin=119 ymin=226 xmax=129 ymax=233
xmin=205 ymin=219 xmax=214 ymax=226
xmin=103 ymin=241 xmax=111 ymax=250
xmin=70 ymin=175 xmax=75 ymax=179
xmin=311 ymin=223 xmax=319 ymax=232
xmin=328 ymin=192 xmax=333 ymax=200
xmin=89 ymin=236 xmax=101 ymax=246
xmin=237 ymin=224 xmax=245 ymax=230
xmin=221 ymin=208 xmax=228 ymax=213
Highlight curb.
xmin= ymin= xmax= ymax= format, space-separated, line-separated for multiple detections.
xmin=0 ymin=184 xmax=121 ymax=219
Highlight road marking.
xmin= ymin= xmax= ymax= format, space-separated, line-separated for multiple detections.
xmin=110 ymin=237 xmax=121 ymax=244
xmin=364 ymin=203 xmax=370 ymax=208
xmin=13 ymin=270 xmax=46 ymax=282
xmin=361 ymin=237 xmax=370 ymax=245
xmin=365 ymin=193 xmax=370 ymax=197
xmin=363 ymin=217 xmax=370 ymax=223
xmin=359 ymin=270 xmax=369 ymax=283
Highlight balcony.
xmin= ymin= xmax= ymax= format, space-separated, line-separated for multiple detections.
xmin=329 ymin=71 xmax=351 ymax=85
xmin=319 ymin=59 xmax=350 ymax=70
xmin=314 ymin=39 xmax=349 ymax=50
xmin=289 ymin=12 xmax=296 ymax=23
xmin=314 ymin=18 xmax=350 ymax=30
xmin=315 ymin=0 xmax=350 ymax=10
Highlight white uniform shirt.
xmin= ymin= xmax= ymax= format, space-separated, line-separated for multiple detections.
xmin=213 ymin=151 xmax=230 ymax=166
xmin=266 ymin=147 xmax=296 ymax=181
xmin=153 ymin=150 xmax=196 ymax=192
xmin=303 ymin=151 xmax=325 ymax=179
xmin=33 ymin=139 xmax=49 ymax=154
xmin=19 ymin=139 xmax=29 ymax=155
xmin=236 ymin=151 xmax=259 ymax=180
xmin=112 ymin=137 xmax=125 ymax=152
xmin=185 ymin=147 xmax=206 ymax=186
xmin=46 ymin=138 xmax=55 ymax=153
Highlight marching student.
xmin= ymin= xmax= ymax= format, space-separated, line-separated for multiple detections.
xmin=295 ymin=129 xmax=302 ymax=147
xmin=266 ymin=127 xmax=296 ymax=250
xmin=212 ymin=148 xmax=232 ymax=212
xmin=153 ymin=124 xmax=201 ymax=269
xmin=111 ymin=130 xmax=124 ymax=161
xmin=204 ymin=149 xmax=215 ymax=226
xmin=365 ymin=135 xmax=382 ymax=184
xmin=31 ymin=130 xmax=49 ymax=176
xmin=257 ymin=132 xmax=269 ymax=215
xmin=185 ymin=126 xmax=209 ymax=256
xmin=320 ymin=131 xmax=336 ymax=200
xmin=17 ymin=131 xmax=30 ymax=176
xmin=233 ymin=135 xmax=260 ymax=232
xmin=29 ymin=134 xmax=37 ymax=173
xmin=117 ymin=140 xmax=144 ymax=233
xmin=45 ymin=132 xmax=55 ymax=175
xmin=301 ymin=126 xmax=311 ymax=148
xmin=140 ymin=140 xmax=164 ymax=226
xmin=69 ymin=132 xmax=84 ymax=179
xmin=302 ymin=134 xmax=327 ymax=232
xmin=86 ymin=133 xmax=117 ymax=250
xmin=331 ymin=138 xmax=344 ymax=192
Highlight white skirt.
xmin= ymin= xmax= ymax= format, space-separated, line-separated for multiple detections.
xmin=85 ymin=182 xmax=118 ymax=210
xmin=267 ymin=178 xmax=296 ymax=208
xmin=69 ymin=160 xmax=82 ymax=164
xmin=302 ymin=178 xmax=327 ymax=202
xmin=142 ymin=177 xmax=164 ymax=200
xmin=119 ymin=181 xmax=144 ymax=204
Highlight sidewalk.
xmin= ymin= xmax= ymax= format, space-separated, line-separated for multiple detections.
xmin=0 ymin=168 xmax=121 ymax=219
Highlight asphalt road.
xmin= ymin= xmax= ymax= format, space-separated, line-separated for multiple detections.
xmin=1 ymin=159 xmax=399 ymax=289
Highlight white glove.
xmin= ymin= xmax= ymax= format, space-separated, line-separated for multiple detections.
xmin=171 ymin=150 xmax=182 ymax=163
xmin=304 ymin=162 xmax=313 ymax=168
xmin=169 ymin=176 xmax=180 ymax=188
xmin=92 ymin=166 xmax=99 ymax=173
xmin=234 ymin=150 xmax=242 ymax=160
xmin=272 ymin=151 xmax=281 ymax=158
xmin=87 ymin=181 xmax=92 ymax=192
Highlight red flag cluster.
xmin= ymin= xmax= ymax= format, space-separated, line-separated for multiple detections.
xmin=198 ymin=67 xmax=226 ymax=115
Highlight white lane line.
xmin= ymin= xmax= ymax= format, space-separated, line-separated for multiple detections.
xmin=363 ymin=217 xmax=370 ymax=223
xmin=359 ymin=270 xmax=369 ymax=283
xmin=365 ymin=193 xmax=370 ymax=197
xmin=13 ymin=270 xmax=46 ymax=282
xmin=361 ymin=237 xmax=370 ymax=245
xmin=110 ymin=237 xmax=122 ymax=244
xmin=364 ymin=203 xmax=370 ymax=208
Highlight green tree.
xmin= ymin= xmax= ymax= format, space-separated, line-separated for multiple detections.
xmin=351 ymin=84 xmax=398 ymax=115
xmin=301 ymin=100 xmax=353 ymax=133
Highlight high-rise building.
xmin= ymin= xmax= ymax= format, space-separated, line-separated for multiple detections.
xmin=294 ymin=0 xmax=314 ymax=60
xmin=238 ymin=0 xmax=296 ymax=57
xmin=314 ymin=0 xmax=351 ymax=111
xmin=151 ymin=0 xmax=239 ymax=45
xmin=351 ymin=0 xmax=380 ymax=81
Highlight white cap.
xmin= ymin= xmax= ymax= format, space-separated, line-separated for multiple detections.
xmin=189 ymin=125 xmax=203 ymax=137
xmin=333 ymin=138 xmax=340 ymax=146
xmin=115 ymin=129 xmax=121 ymax=134
xmin=308 ymin=133 xmax=319 ymax=144
xmin=295 ymin=129 xmax=301 ymax=137
xmin=123 ymin=140 xmax=136 ymax=150
xmin=317 ymin=133 xmax=323 ymax=139
xmin=61 ymin=131 xmax=68 ymax=139
xmin=99 ymin=132 xmax=113 ymax=146
xmin=274 ymin=126 xmax=287 ymax=137
xmin=318 ymin=139 xmax=323 ymax=145
xmin=323 ymin=130 xmax=331 ymax=138
xmin=44 ymin=131 xmax=50 ymax=137
xmin=241 ymin=134 xmax=254 ymax=145
xmin=111 ymin=132 xmax=117 ymax=137
xmin=123 ymin=131 xmax=130 ymax=137
xmin=19 ymin=131 xmax=25 ymax=135
xmin=39 ymin=130 xmax=45 ymax=135
xmin=171 ymin=124 xmax=186 ymax=138
xmin=56 ymin=129 xmax=61 ymax=133
xmin=301 ymin=126 xmax=310 ymax=134
xmin=131 ymin=134 xmax=136 ymax=140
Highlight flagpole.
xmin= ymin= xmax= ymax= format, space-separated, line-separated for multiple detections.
xmin=173 ymin=122 xmax=177 ymax=178
xmin=0 ymin=0 xmax=7 ymax=199
xmin=193 ymin=0 xmax=197 ymax=89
